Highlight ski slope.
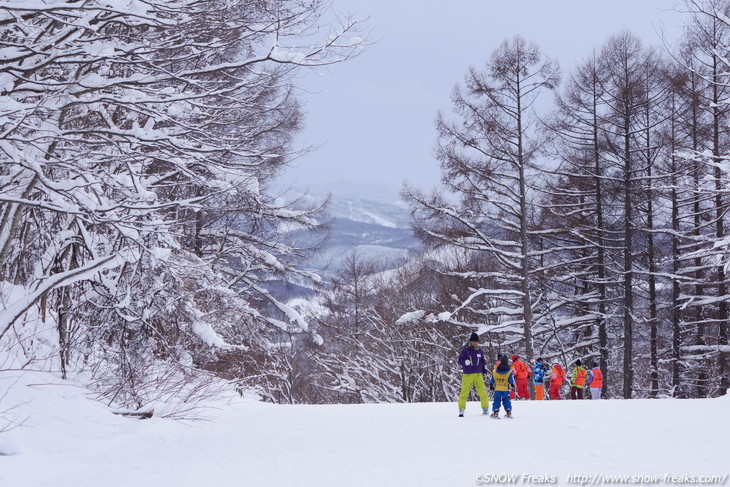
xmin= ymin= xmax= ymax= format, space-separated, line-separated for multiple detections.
xmin=1 ymin=372 xmax=728 ymax=487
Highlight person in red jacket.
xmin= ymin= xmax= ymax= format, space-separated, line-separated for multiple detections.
xmin=511 ymin=355 xmax=531 ymax=400
xmin=549 ymin=363 xmax=566 ymax=400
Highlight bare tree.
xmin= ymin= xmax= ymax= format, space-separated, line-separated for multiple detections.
xmin=404 ymin=36 xmax=559 ymax=366
xmin=675 ymin=0 xmax=730 ymax=397
xmin=544 ymin=51 xmax=616 ymax=395
xmin=591 ymin=32 xmax=667 ymax=398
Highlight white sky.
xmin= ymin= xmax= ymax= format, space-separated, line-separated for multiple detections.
xmin=283 ymin=0 xmax=686 ymax=191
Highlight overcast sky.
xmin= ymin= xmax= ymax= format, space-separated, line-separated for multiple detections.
xmin=282 ymin=0 xmax=686 ymax=192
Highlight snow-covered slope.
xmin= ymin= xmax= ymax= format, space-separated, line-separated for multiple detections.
xmin=283 ymin=181 xmax=418 ymax=278
xmin=307 ymin=180 xmax=412 ymax=229
xmin=2 ymin=371 xmax=728 ymax=487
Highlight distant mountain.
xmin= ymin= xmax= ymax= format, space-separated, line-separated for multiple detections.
xmin=297 ymin=180 xmax=412 ymax=227
xmin=281 ymin=181 xmax=419 ymax=280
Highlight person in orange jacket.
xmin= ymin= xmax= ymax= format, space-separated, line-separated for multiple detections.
xmin=570 ymin=359 xmax=587 ymax=399
xmin=549 ymin=363 xmax=566 ymax=400
xmin=587 ymin=361 xmax=604 ymax=400
xmin=511 ymin=355 xmax=531 ymax=399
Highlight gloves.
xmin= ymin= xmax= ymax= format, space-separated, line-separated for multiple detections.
xmin=465 ymin=360 xmax=472 ymax=366
xmin=489 ymin=384 xmax=495 ymax=391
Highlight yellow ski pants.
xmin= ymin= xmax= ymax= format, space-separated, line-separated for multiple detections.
xmin=458 ymin=373 xmax=489 ymax=410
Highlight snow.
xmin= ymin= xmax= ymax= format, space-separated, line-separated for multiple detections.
xmin=357 ymin=209 xmax=397 ymax=228
xmin=437 ymin=311 xmax=452 ymax=321
xmin=396 ymin=310 xmax=425 ymax=324
xmin=3 ymin=370 xmax=728 ymax=487
xmin=150 ymin=246 xmax=171 ymax=262
xmin=0 ymin=254 xmax=123 ymax=333
xmin=269 ymin=46 xmax=307 ymax=64
xmin=190 ymin=320 xmax=227 ymax=348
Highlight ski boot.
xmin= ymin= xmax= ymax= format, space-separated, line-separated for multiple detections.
xmin=482 ymin=408 xmax=490 ymax=415
xmin=459 ymin=409 xmax=465 ymax=417
xmin=505 ymin=409 xmax=513 ymax=419
xmin=490 ymin=410 xmax=499 ymax=419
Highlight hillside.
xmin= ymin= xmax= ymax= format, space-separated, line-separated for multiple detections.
xmin=283 ymin=181 xmax=418 ymax=278
xmin=2 ymin=371 xmax=728 ymax=487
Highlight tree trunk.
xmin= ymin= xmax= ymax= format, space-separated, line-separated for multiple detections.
xmin=517 ymin=93 xmax=533 ymax=367
xmin=712 ymin=54 xmax=728 ymax=397
xmin=592 ymin=84 xmax=609 ymax=397
xmin=645 ymin=113 xmax=659 ymax=397
xmin=669 ymin=102 xmax=682 ymax=397
xmin=622 ymin=103 xmax=634 ymax=399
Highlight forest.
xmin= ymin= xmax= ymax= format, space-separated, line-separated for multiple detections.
xmin=1 ymin=0 xmax=729 ymax=420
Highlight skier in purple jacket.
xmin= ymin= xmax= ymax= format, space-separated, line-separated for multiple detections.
xmin=457 ymin=332 xmax=490 ymax=417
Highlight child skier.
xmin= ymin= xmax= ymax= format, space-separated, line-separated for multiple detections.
xmin=570 ymin=359 xmax=587 ymax=400
xmin=490 ymin=355 xmax=515 ymax=418
xmin=457 ymin=332 xmax=489 ymax=417
xmin=587 ymin=361 xmax=603 ymax=400
xmin=549 ymin=363 xmax=566 ymax=400
xmin=533 ymin=358 xmax=548 ymax=400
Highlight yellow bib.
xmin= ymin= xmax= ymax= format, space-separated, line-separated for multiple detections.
xmin=493 ymin=370 xmax=511 ymax=391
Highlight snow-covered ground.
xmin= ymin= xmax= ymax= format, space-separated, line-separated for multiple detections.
xmin=2 ymin=372 xmax=728 ymax=487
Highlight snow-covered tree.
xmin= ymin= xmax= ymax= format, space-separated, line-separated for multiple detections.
xmin=404 ymin=36 xmax=560 ymax=366
xmin=0 ymin=0 xmax=363 ymax=407
xmin=673 ymin=0 xmax=730 ymax=397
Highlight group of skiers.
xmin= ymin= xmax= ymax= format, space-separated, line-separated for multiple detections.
xmin=457 ymin=333 xmax=604 ymax=418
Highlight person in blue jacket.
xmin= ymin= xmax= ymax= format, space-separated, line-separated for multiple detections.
xmin=533 ymin=357 xmax=548 ymax=400
xmin=489 ymin=354 xmax=515 ymax=418
xmin=457 ymin=332 xmax=489 ymax=417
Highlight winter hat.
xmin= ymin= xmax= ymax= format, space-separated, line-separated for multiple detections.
xmin=511 ymin=355 xmax=518 ymax=361
xmin=591 ymin=362 xmax=598 ymax=368
xmin=575 ymin=359 xmax=582 ymax=366
xmin=500 ymin=355 xmax=510 ymax=366
xmin=469 ymin=332 xmax=479 ymax=343
xmin=536 ymin=357 xmax=544 ymax=363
